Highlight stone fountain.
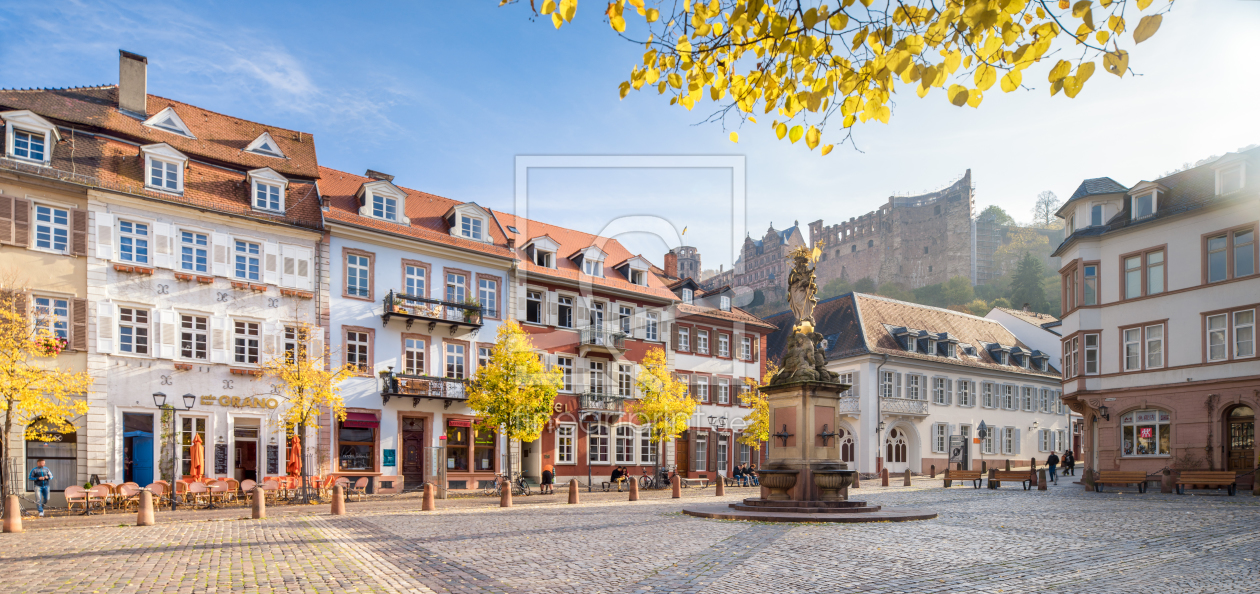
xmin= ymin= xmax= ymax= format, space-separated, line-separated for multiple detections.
xmin=683 ymin=245 xmax=936 ymax=523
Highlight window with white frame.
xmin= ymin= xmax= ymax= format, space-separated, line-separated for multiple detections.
xmin=1040 ymin=388 xmax=1051 ymax=413
xmin=253 ymin=181 xmax=282 ymax=212
xmin=1121 ymin=409 xmax=1171 ymax=456
xmin=589 ymin=360 xmax=606 ymax=394
xmin=697 ymin=330 xmax=709 ymax=354
xmin=1002 ymin=385 xmax=1014 ymax=409
xmin=1090 ymin=204 xmax=1104 ymax=227
xmin=880 ymin=371 xmax=895 ymax=399
xmin=618 ymin=364 xmax=633 ymax=397
xmin=982 ymin=428 xmax=995 ymax=454
xmin=720 ymin=296 xmax=731 ymax=311
xmin=445 ymin=273 xmax=466 ymax=305
xmin=179 ymin=231 xmax=208 ymax=273
xmin=32 ymin=296 xmax=68 ymax=341
xmin=1083 ymin=265 xmax=1098 ymax=306
xmin=478 ymin=278 xmax=497 ymax=317
xmin=118 ymin=307 xmax=149 ymax=355
xmin=1208 ymin=314 xmax=1228 ymax=361
xmin=1002 ymin=427 xmax=1015 ymax=455
xmin=588 ymin=424 xmax=609 ymax=464
xmin=1084 ymin=333 xmax=1099 ymax=375
xmin=234 ymin=240 xmax=261 ymax=281
xmin=1040 ymin=429 xmax=1052 ymax=452
xmin=741 ymin=336 xmax=752 ymax=359
xmin=933 ymin=423 xmax=948 ymax=453
xmin=459 ymin=215 xmax=483 ymax=240
xmin=234 ymin=320 xmax=260 ymax=364
xmin=640 ymin=426 xmax=657 ymax=464
xmin=118 ymin=221 xmax=149 ymax=264
xmin=619 ymin=306 xmax=632 ymax=334
xmin=717 ymin=334 xmax=730 ymax=357
xmin=645 ymin=312 xmax=658 ymax=341
xmin=1218 ymin=164 xmax=1245 ymax=195
xmin=717 ymin=434 xmax=729 ymax=473
xmin=932 ymin=378 xmax=947 ymax=405
xmin=582 ymin=259 xmax=603 ymax=277
xmin=477 ymin=346 xmax=490 ymax=370
xmin=405 ymin=265 xmax=425 ymax=297
xmin=557 ymin=356 xmax=573 ymax=391
xmin=33 ymin=204 xmax=69 ymax=252
xmin=1236 ymin=310 xmax=1256 ymax=358
xmin=614 ymin=425 xmax=636 ymax=464
xmin=534 ymin=249 xmax=553 ymax=268
xmin=148 ymin=158 xmax=181 ymax=192
xmin=1146 ymin=324 xmax=1164 ymax=369
xmin=739 ymin=442 xmax=750 ymax=465
xmin=679 ymin=327 xmax=690 ymax=351
xmin=346 ymin=254 xmax=370 ymax=298
xmin=982 ymin=382 xmax=995 ymax=408
xmin=556 ymin=424 xmax=575 ymax=463
xmin=837 ymin=372 xmax=853 ymax=396
xmin=695 ymin=376 xmax=709 ymax=402
xmin=1122 ymin=327 xmax=1141 ymax=371
xmin=526 ymin=291 xmax=543 ymax=324
xmin=557 ymin=296 xmax=573 ymax=328
xmin=682 ymin=289 xmax=693 ymax=304
xmin=1133 ymin=191 xmax=1156 ymax=219
xmin=445 ymin=343 xmax=466 ymax=379
xmin=1022 ymin=387 xmax=1034 ymax=411
xmin=346 ymin=330 xmax=370 ymax=373
xmin=718 ymin=378 xmax=730 ymax=404
xmin=371 ymin=192 xmax=397 ymax=221
xmin=404 ymin=338 xmax=425 ymax=375
xmin=629 ymin=269 xmax=646 ymax=285
xmin=12 ymin=128 xmax=46 ymax=161
xmin=282 ymin=326 xmax=303 ymax=362
xmin=180 ymin=314 xmax=207 ymax=360
xmin=693 ymin=432 xmax=708 ymax=472
xmin=906 ymin=375 xmax=922 ymax=400
xmin=958 ymin=380 xmax=973 ymax=407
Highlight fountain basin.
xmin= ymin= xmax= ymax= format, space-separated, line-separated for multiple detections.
xmin=757 ymin=469 xmax=800 ymax=501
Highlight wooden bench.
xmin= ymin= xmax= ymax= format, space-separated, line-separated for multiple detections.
xmin=988 ymin=470 xmax=1034 ymax=490
xmin=1176 ymin=471 xmax=1238 ymax=495
xmin=1095 ymin=471 xmax=1149 ymax=493
xmin=942 ymin=470 xmax=983 ymax=488
xmin=680 ymin=478 xmax=711 ymax=489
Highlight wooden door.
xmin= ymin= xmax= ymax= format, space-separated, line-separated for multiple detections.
xmin=1227 ymin=407 xmax=1254 ymax=472
xmin=403 ymin=430 xmax=425 ymax=488
xmin=676 ymin=431 xmax=690 ymax=477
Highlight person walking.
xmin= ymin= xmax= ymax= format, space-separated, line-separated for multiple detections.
xmin=1046 ymin=451 xmax=1060 ymax=485
xmin=1062 ymin=450 xmax=1075 ymax=476
xmin=28 ymin=459 xmax=53 ymax=517
xmin=541 ymin=464 xmax=555 ymax=495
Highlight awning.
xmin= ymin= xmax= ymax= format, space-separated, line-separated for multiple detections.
xmin=343 ymin=412 xmax=379 ymax=429
xmin=447 ymin=419 xmax=473 ymax=428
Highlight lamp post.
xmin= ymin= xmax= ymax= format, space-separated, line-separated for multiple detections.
xmin=153 ymin=392 xmax=195 ymax=512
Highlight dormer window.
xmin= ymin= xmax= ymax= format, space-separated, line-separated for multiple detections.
xmin=999 ymin=352 xmax=1008 ymax=365
xmin=247 ymin=168 xmax=288 ymax=213
xmin=927 ymin=339 xmax=936 ymax=355
xmin=535 ymin=250 xmax=553 ymax=267
xmin=1218 ymin=163 xmax=1245 ymax=195
xmin=3 ymin=110 xmax=60 ymax=164
xmin=1090 ymin=204 xmax=1104 ymax=227
xmin=1067 ymin=214 xmax=1075 ymax=234
xmin=460 ymin=215 xmax=484 ymax=240
xmin=720 ymin=296 xmax=731 ymax=311
xmin=630 ymin=269 xmax=645 ymax=285
xmin=372 ymin=192 xmax=398 ymax=220
xmin=140 ymin=143 xmax=188 ymax=193
xmin=583 ymin=260 xmax=603 ymax=277
xmin=944 ymin=343 xmax=956 ymax=358
xmin=1133 ymin=191 xmax=1156 ymax=219
xmin=142 ymin=107 xmax=195 ymax=138
xmin=682 ymin=289 xmax=693 ymax=304
xmin=245 ymin=131 xmax=286 ymax=158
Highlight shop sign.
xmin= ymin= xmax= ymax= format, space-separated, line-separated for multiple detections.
xmin=200 ymin=395 xmax=281 ymax=409
xmin=448 ymin=418 xmax=473 ymax=427
xmin=1139 ymin=427 xmax=1153 ymax=439
xmin=383 ymin=449 xmax=396 ymax=467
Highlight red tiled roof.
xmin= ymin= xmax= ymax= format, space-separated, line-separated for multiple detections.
xmin=992 ymin=306 xmax=1060 ymax=327
xmin=676 ymin=303 xmax=776 ymax=329
xmin=0 ymin=131 xmax=322 ymax=230
xmin=0 ymin=86 xmax=319 ymax=178
xmin=494 ymin=212 xmax=678 ymax=302
xmin=319 ymin=167 xmax=514 ymax=260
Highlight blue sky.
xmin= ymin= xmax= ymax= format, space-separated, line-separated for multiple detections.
xmin=2 ymin=1 xmax=1258 ymax=271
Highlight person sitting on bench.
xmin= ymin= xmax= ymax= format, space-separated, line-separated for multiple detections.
xmin=732 ymin=465 xmax=745 ymax=487
xmin=609 ymin=466 xmax=626 ymax=491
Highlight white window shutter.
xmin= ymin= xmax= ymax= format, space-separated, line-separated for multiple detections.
xmin=515 ymin=284 xmax=527 ymax=321
xmin=210 ymin=315 xmax=230 ymax=364
xmin=634 ymin=307 xmax=646 ymax=339
xmin=96 ymin=300 xmax=115 ymax=353
xmin=572 ymin=357 xmax=587 ymax=393
xmin=264 ymin=242 xmax=280 ymax=285
xmin=280 ymin=244 xmax=297 ymax=288
xmin=547 ymin=291 xmax=558 ymax=326
xmin=948 ymin=423 xmax=957 ymax=446
xmin=212 ymin=233 xmax=231 ymax=277
xmin=155 ymin=309 xmax=176 ymax=359
xmin=297 ymin=246 xmax=313 ymax=291
xmin=576 ymin=299 xmax=589 ymax=328
xmin=95 ymin=212 xmax=115 ymax=261
xmin=850 ymin=370 xmax=859 ymax=396
xmin=152 ymin=222 xmax=174 ymax=269
xmin=946 ymin=379 xmax=953 ymax=405
xmin=263 ymin=321 xmax=278 ymax=359
xmin=630 ymin=363 xmax=640 ymax=397
xmin=308 ymin=329 xmax=324 ymax=366
xmin=1015 ymin=428 xmax=1022 ymax=455
xmin=895 ymin=372 xmax=902 ymax=398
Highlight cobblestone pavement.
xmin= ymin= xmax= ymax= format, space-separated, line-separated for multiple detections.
xmin=4 ymin=479 xmax=1260 ymax=593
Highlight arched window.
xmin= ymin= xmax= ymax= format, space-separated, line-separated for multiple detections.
xmin=838 ymin=427 xmax=855 ymax=462
xmin=1121 ymin=409 xmax=1171 ymax=456
xmin=867 ymin=239 xmax=874 ymax=248
xmin=26 ymin=420 xmax=77 ymax=492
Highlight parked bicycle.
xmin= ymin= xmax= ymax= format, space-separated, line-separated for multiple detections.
xmin=483 ymin=472 xmax=531 ymax=497
xmin=639 ymin=466 xmax=673 ymax=490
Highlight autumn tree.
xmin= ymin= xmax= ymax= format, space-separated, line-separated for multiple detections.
xmin=466 ymin=320 xmax=563 ymax=484
xmin=738 ymin=361 xmax=777 ymax=449
xmin=994 ymin=226 xmax=1050 ymax=274
xmin=262 ymin=322 xmax=354 ymax=501
xmin=979 ymin=205 xmax=1016 ymax=226
xmin=631 ymin=347 xmax=695 ymax=480
xmin=1031 ymin=190 xmax=1062 ymax=228
xmin=509 ymin=0 xmax=1171 ymax=152
xmin=0 ymin=288 xmax=92 ymax=496
xmin=1010 ymin=252 xmax=1048 ymax=312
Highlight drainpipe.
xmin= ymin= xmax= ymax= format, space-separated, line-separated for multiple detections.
xmin=873 ymin=353 xmax=891 ymax=473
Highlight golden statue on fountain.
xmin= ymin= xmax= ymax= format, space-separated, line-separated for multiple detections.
xmin=771 ymin=242 xmax=840 ymax=385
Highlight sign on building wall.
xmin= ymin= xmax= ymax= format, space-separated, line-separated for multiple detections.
xmin=267 ymin=445 xmax=279 ymax=475
xmin=948 ymin=436 xmax=966 ymax=464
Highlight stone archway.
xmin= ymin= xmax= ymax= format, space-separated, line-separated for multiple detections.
xmin=884 ymin=425 xmax=911 ymax=474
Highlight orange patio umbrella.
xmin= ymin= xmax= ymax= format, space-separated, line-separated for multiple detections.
xmin=189 ymin=433 xmax=205 ymax=480
xmin=287 ymin=435 xmax=302 ymax=476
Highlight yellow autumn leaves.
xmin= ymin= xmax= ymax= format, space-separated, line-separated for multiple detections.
xmin=518 ymin=0 xmax=1171 ymax=154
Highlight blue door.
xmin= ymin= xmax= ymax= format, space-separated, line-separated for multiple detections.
xmin=126 ymin=431 xmax=154 ymax=486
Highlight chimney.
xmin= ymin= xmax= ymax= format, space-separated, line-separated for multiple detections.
xmin=1023 ymin=303 xmax=1030 ymax=312
xmin=118 ymin=50 xmax=148 ymax=116
xmin=664 ymin=251 xmax=678 ymax=278
xmin=365 ymin=169 xmax=395 ymax=182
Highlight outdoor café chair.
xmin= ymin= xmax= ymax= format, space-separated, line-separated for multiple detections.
xmin=118 ymin=484 xmax=141 ymax=510
xmin=262 ymin=479 xmax=281 ymax=504
xmin=350 ymin=477 xmax=369 ymax=502
xmin=146 ymin=483 xmax=168 ymax=507
xmin=65 ymin=485 xmax=88 ymax=513
xmin=188 ymin=482 xmax=210 ymax=507
xmin=88 ymin=484 xmax=112 ymax=513
xmin=240 ymin=479 xmax=257 ymax=505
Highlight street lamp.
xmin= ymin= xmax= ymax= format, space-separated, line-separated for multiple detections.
xmin=153 ymin=392 xmax=195 ymax=512
xmin=1097 ymin=404 xmax=1110 ymax=421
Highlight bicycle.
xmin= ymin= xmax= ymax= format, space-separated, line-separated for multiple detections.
xmin=483 ymin=472 xmax=531 ymax=497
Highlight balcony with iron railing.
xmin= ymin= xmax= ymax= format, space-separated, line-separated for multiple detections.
xmin=880 ymin=396 xmax=929 ymax=416
xmin=836 ymin=394 xmax=861 ymax=415
xmin=578 ymin=392 xmax=628 ymax=416
xmin=380 ymin=371 xmax=468 ymax=408
xmin=578 ymin=327 xmax=627 ymax=356
xmin=381 ymin=290 xmax=482 ymax=335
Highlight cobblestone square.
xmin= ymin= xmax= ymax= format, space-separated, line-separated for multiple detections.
xmin=3 ymin=481 xmax=1259 ymax=593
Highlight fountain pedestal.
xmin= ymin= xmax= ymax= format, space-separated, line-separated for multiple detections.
xmin=761 ymin=380 xmax=852 ymax=501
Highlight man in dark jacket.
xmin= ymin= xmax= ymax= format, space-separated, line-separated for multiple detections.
xmin=1046 ymin=451 xmax=1060 ymax=485
xmin=29 ymin=459 xmax=53 ymax=517
xmin=1062 ymin=450 xmax=1075 ymax=476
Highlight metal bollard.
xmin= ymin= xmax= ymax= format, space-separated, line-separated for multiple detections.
xmin=137 ymin=488 xmax=155 ymax=526
xmin=331 ymin=485 xmax=345 ymax=515
xmin=422 ymin=483 xmax=436 ymax=511
xmin=568 ymin=479 xmax=579 ymax=504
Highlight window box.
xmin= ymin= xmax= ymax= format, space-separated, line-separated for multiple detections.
xmin=229 ymin=368 xmax=263 ymax=377
xmin=280 ymin=288 xmax=313 ymax=299
xmin=174 ymin=272 xmax=195 ymax=282
xmin=134 ymin=266 xmax=155 ymax=276
xmin=196 ymin=276 xmax=214 ymax=284
xmin=249 ymin=284 xmax=267 ymax=293
xmin=114 ymin=264 xmax=134 ymax=273
xmin=173 ymin=363 xmax=194 ymax=371
xmin=231 ymin=281 xmax=251 ymax=290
